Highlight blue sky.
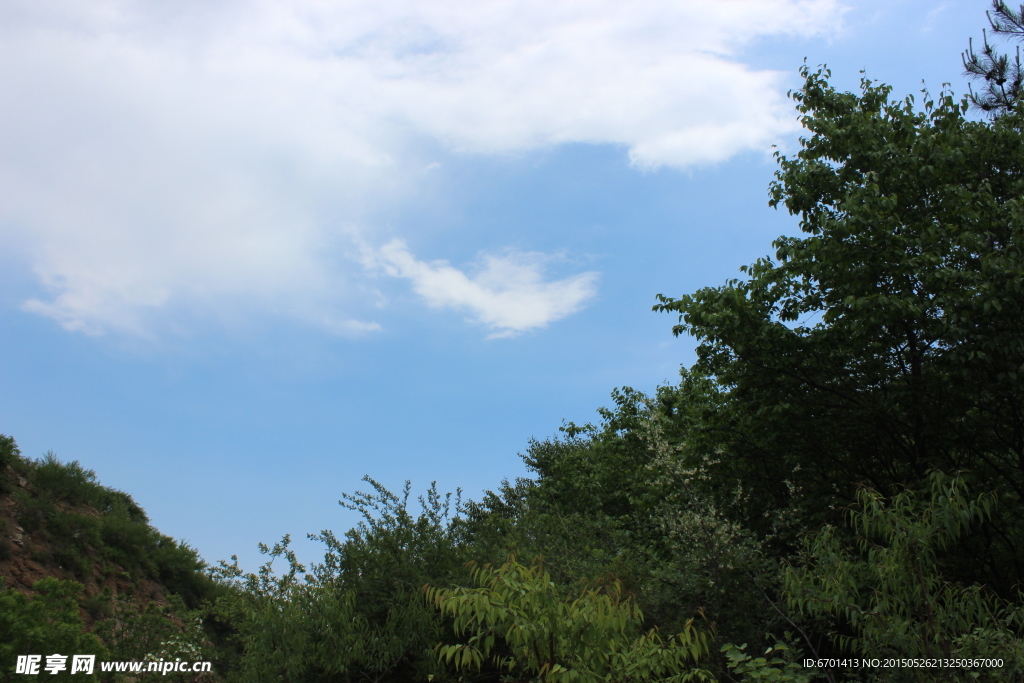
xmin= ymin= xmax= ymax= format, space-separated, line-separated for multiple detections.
xmin=0 ymin=0 xmax=992 ymax=570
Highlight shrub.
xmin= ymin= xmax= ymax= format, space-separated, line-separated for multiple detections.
xmin=82 ymin=589 xmax=114 ymax=621
xmin=0 ymin=577 xmax=107 ymax=683
xmin=13 ymin=489 xmax=49 ymax=534
xmin=51 ymin=547 xmax=90 ymax=580
xmin=786 ymin=472 xmax=1024 ymax=681
xmin=150 ymin=539 xmax=212 ymax=607
xmin=0 ymin=434 xmax=19 ymax=471
xmin=34 ymin=452 xmax=104 ymax=508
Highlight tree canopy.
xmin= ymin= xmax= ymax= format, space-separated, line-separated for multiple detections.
xmin=655 ymin=65 xmax=1024 ymax=594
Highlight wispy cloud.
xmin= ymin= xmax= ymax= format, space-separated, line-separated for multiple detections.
xmin=0 ymin=0 xmax=846 ymax=337
xmin=923 ymin=4 xmax=949 ymax=34
xmin=370 ymin=240 xmax=597 ymax=338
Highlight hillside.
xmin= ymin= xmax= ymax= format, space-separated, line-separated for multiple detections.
xmin=0 ymin=435 xmax=232 ymax=682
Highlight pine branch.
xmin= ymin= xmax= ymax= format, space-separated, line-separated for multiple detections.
xmin=963 ymin=3 xmax=1024 ymax=114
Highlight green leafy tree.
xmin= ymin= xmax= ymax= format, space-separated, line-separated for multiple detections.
xmin=425 ymin=555 xmax=712 ymax=683
xmin=460 ymin=387 xmax=677 ymax=594
xmin=311 ymin=477 xmax=468 ymax=680
xmin=215 ymin=479 xmax=467 ymax=682
xmin=461 ymin=376 xmax=800 ymax=670
xmin=212 ymin=537 xmax=372 ymax=683
xmin=637 ymin=394 xmax=792 ymax=656
xmin=654 ymin=66 xmax=1024 ymax=593
xmin=785 ymin=472 xmax=1024 ymax=682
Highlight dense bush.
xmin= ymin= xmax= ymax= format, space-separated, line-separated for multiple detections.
xmin=0 ymin=578 xmax=107 ymax=683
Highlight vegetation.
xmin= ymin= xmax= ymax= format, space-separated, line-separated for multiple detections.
xmin=964 ymin=1 xmax=1024 ymax=114
xmin=0 ymin=578 xmax=106 ymax=683
xmin=0 ymin=436 xmax=230 ymax=681
xmin=426 ymin=555 xmax=711 ymax=682
xmin=785 ymin=472 xmax=1024 ymax=680
xmin=202 ymin=43 xmax=1024 ymax=680
xmin=6 ymin=3 xmax=1024 ymax=681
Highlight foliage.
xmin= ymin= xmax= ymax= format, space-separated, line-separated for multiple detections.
xmin=3 ymin=444 xmax=218 ymax=608
xmin=0 ymin=434 xmax=18 ymax=470
xmin=0 ymin=435 xmax=23 ymax=496
xmin=964 ymin=2 xmax=1024 ymax=114
xmin=522 ymin=387 xmax=668 ymax=525
xmin=458 ymin=378 xmax=781 ymax=671
xmin=214 ymin=478 xmax=468 ymax=682
xmin=654 ymin=64 xmax=1024 ymax=594
xmin=94 ymin=593 xmax=214 ymax=682
xmin=785 ymin=472 xmax=1024 ymax=681
xmin=426 ymin=555 xmax=712 ymax=683
xmin=636 ymin=395 xmax=791 ymax=654
xmin=33 ymin=452 xmax=137 ymax=514
xmin=211 ymin=537 xmax=369 ymax=683
xmin=0 ymin=578 xmax=107 ymax=683
xmin=312 ymin=477 xmax=467 ymax=680
xmin=720 ymin=643 xmax=812 ymax=683
xmin=317 ymin=477 xmax=467 ymax=617
xmin=0 ymin=435 xmax=233 ymax=682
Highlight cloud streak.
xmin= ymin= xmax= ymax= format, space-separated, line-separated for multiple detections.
xmin=371 ymin=240 xmax=598 ymax=338
xmin=0 ymin=0 xmax=845 ymax=336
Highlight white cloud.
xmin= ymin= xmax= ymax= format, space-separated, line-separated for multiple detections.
xmin=370 ymin=240 xmax=597 ymax=338
xmin=923 ymin=4 xmax=949 ymax=33
xmin=0 ymin=0 xmax=846 ymax=336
